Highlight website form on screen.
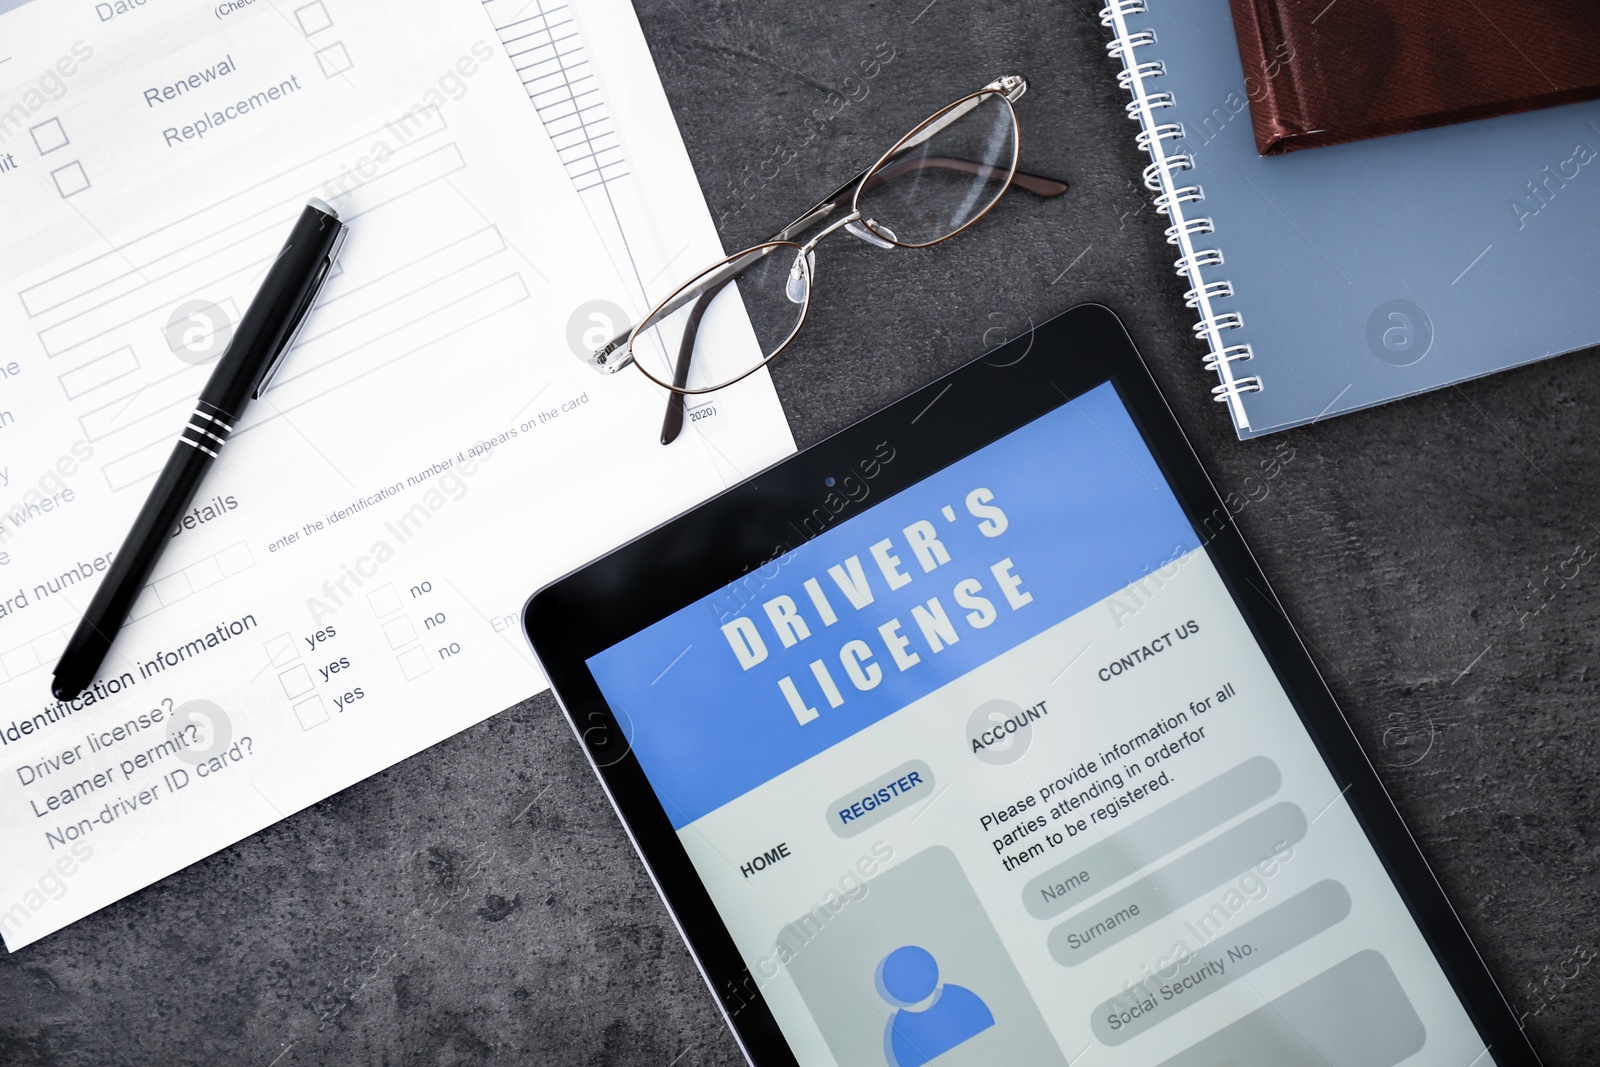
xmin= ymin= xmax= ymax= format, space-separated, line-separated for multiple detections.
xmin=586 ymin=382 xmax=1494 ymax=1067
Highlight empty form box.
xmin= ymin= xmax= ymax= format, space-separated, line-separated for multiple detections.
xmin=59 ymin=346 xmax=139 ymax=400
xmin=1 ymin=644 xmax=39 ymax=677
xmin=31 ymin=627 xmax=68 ymax=664
xmin=50 ymin=160 xmax=89 ymax=198
xmin=184 ymin=556 xmax=224 ymax=591
xmin=30 ymin=117 xmax=68 ymax=154
xmin=382 ymin=616 xmax=417 ymax=649
xmin=153 ymin=571 xmax=192 ymax=606
xmin=279 ymin=664 xmax=315 ymax=699
xmin=396 ymin=646 xmax=431 ymax=681
xmin=264 ymin=633 xmax=298 ymax=667
xmin=217 ymin=542 xmax=253 ymax=575
xmin=293 ymin=695 xmax=329 ymax=730
xmin=294 ymin=0 xmax=333 ymax=34
xmin=316 ymin=42 xmax=352 ymax=77
xmin=367 ymin=584 xmax=402 ymax=616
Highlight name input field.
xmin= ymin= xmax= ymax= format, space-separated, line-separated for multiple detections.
xmin=1024 ymin=756 xmax=1282 ymax=920
xmin=1047 ymin=801 xmax=1308 ymax=966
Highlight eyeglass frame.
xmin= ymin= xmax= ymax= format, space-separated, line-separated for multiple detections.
xmin=578 ymin=74 xmax=1068 ymax=441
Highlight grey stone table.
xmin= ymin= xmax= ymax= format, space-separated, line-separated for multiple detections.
xmin=4 ymin=1 xmax=1596 ymax=1063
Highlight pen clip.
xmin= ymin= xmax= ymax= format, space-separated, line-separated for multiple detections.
xmin=253 ymin=223 xmax=347 ymax=400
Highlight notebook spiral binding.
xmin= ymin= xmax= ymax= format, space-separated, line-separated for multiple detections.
xmin=1100 ymin=0 xmax=1260 ymax=431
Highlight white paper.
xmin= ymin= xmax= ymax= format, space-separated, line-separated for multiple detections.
xmin=0 ymin=0 xmax=793 ymax=949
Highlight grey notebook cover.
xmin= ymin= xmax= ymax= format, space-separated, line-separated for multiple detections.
xmin=1109 ymin=0 xmax=1600 ymax=438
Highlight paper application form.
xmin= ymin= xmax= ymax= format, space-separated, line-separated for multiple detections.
xmin=0 ymin=0 xmax=794 ymax=950
xmin=487 ymin=0 xmax=709 ymax=356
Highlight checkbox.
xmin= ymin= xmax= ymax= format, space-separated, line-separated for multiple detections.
xmin=279 ymin=664 xmax=315 ymax=698
xmin=382 ymin=615 xmax=416 ymax=649
xmin=294 ymin=0 xmax=332 ymax=34
xmin=293 ymin=695 xmax=328 ymax=730
xmin=315 ymin=41 xmax=352 ymax=78
xmin=367 ymin=584 xmax=401 ymax=617
xmin=264 ymin=633 xmax=298 ymax=667
xmin=397 ymin=646 xmax=431 ymax=680
xmin=50 ymin=160 xmax=90 ymax=198
xmin=30 ymin=117 xmax=68 ymax=155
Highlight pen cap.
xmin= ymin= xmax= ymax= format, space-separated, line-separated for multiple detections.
xmin=199 ymin=199 xmax=345 ymax=420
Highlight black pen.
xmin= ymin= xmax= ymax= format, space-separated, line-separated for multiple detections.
xmin=51 ymin=198 xmax=347 ymax=701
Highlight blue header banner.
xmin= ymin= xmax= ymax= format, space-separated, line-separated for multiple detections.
xmin=586 ymin=383 xmax=1200 ymax=828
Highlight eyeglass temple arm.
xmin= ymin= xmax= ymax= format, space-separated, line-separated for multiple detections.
xmin=772 ymin=160 xmax=1063 ymax=243
xmin=856 ymin=156 xmax=1067 ymax=199
xmin=660 ymin=274 xmax=736 ymax=445
xmin=773 ymin=160 xmax=1064 ymax=246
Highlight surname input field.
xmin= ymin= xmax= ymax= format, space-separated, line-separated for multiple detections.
xmin=1047 ymin=800 xmax=1308 ymax=966
xmin=1022 ymin=755 xmax=1282 ymax=919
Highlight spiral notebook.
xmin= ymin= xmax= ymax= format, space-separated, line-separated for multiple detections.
xmin=1101 ymin=0 xmax=1600 ymax=439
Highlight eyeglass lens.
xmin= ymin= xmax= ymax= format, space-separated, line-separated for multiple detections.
xmin=857 ymin=92 xmax=1018 ymax=246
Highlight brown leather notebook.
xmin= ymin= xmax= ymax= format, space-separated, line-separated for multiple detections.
xmin=1227 ymin=0 xmax=1600 ymax=154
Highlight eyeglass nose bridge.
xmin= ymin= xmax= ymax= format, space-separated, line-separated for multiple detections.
xmin=794 ymin=207 xmax=864 ymax=257
xmin=783 ymin=207 xmax=901 ymax=303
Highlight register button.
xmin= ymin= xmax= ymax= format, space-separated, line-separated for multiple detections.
xmin=827 ymin=760 xmax=936 ymax=838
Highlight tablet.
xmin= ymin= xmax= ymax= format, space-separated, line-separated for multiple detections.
xmin=523 ymin=305 xmax=1541 ymax=1067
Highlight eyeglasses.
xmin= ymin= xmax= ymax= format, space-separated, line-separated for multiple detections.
xmin=580 ymin=74 xmax=1068 ymax=444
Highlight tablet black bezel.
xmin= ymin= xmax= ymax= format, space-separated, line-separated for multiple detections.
xmin=522 ymin=304 xmax=1542 ymax=1066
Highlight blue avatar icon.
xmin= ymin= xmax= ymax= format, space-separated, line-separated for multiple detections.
xmin=876 ymin=945 xmax=995 ymax=1067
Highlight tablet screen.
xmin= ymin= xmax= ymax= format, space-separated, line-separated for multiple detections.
xmin=586 ymin=382 xmax=1495 ymax=1066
